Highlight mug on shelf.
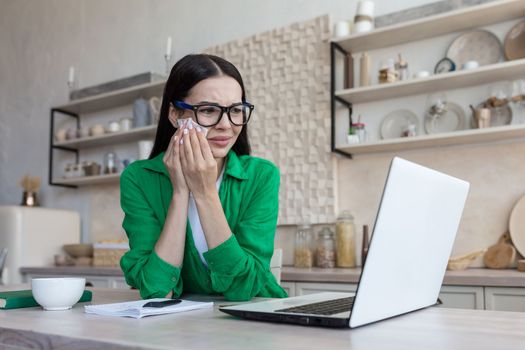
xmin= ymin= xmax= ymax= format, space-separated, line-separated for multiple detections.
xmin=89 ymin=124 xmax=105 ymax=137
xmin=55 ymin=128 xmax=67 ymax=143
xmin=137 ymin=140 xmax=154 ymax=160
xmin=107 ymin=120 xmax=121 ymax=133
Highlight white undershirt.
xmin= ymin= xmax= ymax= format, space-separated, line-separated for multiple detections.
xmin=188 ymin=166 xmax=225 ymax=267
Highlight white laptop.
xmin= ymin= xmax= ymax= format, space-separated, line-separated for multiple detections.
xmin=220 ymin=157 xmax=470 ymax=328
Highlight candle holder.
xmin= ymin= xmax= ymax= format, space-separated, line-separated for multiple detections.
xmin=67 ymin=80 xmax=77 ymax=100
xmin=164 ymin=54 xmax=172 ymax=77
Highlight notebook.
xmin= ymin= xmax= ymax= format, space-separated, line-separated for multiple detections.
xmin=220 ymin=157 xmax=470 ymax=328
xmin=0 ymin=289 xmax=92 ymax=309
xmin=84 ymin=298 xmax=213 ymax=319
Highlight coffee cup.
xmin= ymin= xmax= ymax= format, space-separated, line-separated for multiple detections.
xmin=334 ymin=21 xmax=350 ymax=37
xmin=31 ymin=277 xmax=85 ymax=311
xmin=138 ymin=140 xmax=154 ymax=160
xmin=462 ymin=60 xmax=479 ymax=70
xmin=55 ymin=128 xmax=67 ymax=143
xmin=89 ymin=124 xmax=105 ymax=137
xmin=107 ymin=120 xmax=120 ymax=133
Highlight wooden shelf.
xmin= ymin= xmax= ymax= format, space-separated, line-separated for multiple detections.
xmin=54 ymin=125 xmax=156 ymax=149
xmin=332 ymin=0 xmax=525 ymax=52
xmin=52 ymin=174 xmax=120 ymax=186
xmin=336 ymin=124 xmax=525 ymax=155
xmin=336 ymin=59 xmax=525 ymax=104
xmin=54 ymin=80 xmax=166 ymax=114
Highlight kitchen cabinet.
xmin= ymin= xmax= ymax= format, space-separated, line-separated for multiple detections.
xmin=295 ymin=282 xmax=357 ymax=296
xmin=281 ymin=281 xmax=296 ymax=297
xmin=330 ymin=0 xmax=525 ymax=157
xmin=20 ymin=266 xmax=525 ymax=311
xmin=282 ymin=281 xmax=525 ymax=312
xmin=485 ymin=286 xmax=525 ymax=312
xmin=23 ymin=273 xmax=128 ymax=289
xmin=49 ymin=80 xmax=164 ymax=187
xmin=438 ymin=285 xmax=485 ymax=310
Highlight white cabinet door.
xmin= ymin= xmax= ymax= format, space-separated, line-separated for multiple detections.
xmin=438 ymin=285 xmax=484 ymax=310
xmin=84 ymin=277 xmax=111 ymax=288
xmin=295 ymin=282 xmax=357 ymax=296
xmin=485 ymin=287 xmax=525 ymax=312
xmin=109 ymin=277 xmax=130 ymax=289
xmin=281 ymin=282 xmax=296 ymax=297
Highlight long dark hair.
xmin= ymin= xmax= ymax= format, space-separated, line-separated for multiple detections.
xmin=149 ymin=54 xmax=251 ymax=159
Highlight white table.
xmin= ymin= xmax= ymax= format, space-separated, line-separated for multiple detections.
xmin=1 ymin=287 xmax=524 ymax=349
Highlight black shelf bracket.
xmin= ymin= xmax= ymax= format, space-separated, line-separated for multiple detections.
xmin=49 ymin=108 xmax=79 ymax=188
xmin=330 ymin=42 xmax=353 ymax=159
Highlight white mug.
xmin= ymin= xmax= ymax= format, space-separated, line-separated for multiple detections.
xmin=334 ymin=21 xmax=350 ymax=38
xmin=356 ymin=0 xmax=375 ymax=17
xmin=138 ymin=140 xmax=154 ymax=160
xmin=462 ymin=60 xmax=479 ymax=70
xmin=353 ymin=20 xmax=373 ymax=34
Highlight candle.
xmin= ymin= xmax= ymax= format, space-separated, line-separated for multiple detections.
xmin=166 ymin=36 xmax=172 ymax=57
xmin=68 ymin=66 xmax=75 ymax=84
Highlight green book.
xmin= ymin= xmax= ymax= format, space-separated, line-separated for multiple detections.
xmin=0 ymin=289 xmax=92 ymax=310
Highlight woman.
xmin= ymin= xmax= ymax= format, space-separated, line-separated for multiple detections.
xmin=120 ymin=54 xmax=287 ymax=301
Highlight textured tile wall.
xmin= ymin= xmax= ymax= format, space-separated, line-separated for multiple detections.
xmin=204 ymin=15 xmax=335 ymax=225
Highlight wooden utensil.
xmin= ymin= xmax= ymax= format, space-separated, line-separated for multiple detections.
xmin=483 ymin=232 xmax=516 ymax=269
xmin=517 ymin=259 xmax=525 ymax=272
xmin=447 ymin=249 xmax=486 ymax=271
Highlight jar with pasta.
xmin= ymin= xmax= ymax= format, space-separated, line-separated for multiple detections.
xmin=294 ymin=224 xmax=313 ymax=268
xmin=316 ymin=227 xmax=336 ymax=268
xmin=335 ymin=210 xmax=357 ymax=268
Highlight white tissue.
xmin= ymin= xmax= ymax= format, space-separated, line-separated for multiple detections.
xmin=177 ymin=118 xmax=209 ymax=137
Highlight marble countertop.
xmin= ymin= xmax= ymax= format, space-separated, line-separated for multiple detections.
xmin=20 ymin=266 xmax=525 ymax=287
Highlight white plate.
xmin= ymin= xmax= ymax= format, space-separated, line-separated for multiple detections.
xmin=509 ymin=194 xmax=525 ymax=258
xmin=424 ymin=102 xmax=466 ymax=134
xmin=446 ymin=30 xmax=502 ymax=68
xmin=380 ymin=109 xmax=420 ymax=139
xmin=504 ymin=20 xmax=525 ymax=61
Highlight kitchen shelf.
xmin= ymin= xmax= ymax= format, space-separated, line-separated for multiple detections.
xmin=336 ymin=59 xmax=525 ymax=104
xmin=332 ymin=0 xmax=525 ymax=52
xmin=330 ymin=0 xmax=525 ymax=158
xmin=54 ymin=80 xmax=166 ymax=114
xmin=336 ymin=124 xmax=525 ymax=155
xmin=52 ymin=174 xmax=120 ymax=186
xmin=54 ymin=125 xmax=157 ymax=149
xmin=50 ymin=77 xmax=164 ymax=187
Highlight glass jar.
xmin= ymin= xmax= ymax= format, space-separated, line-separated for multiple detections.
xmin=335 ymin=210 xmax=357 ymax=268
xmin=294 ymin=224 xmax=313 ymax=268
xmin=104 ymin=152 xmax=118 ymax=174
xmin=316 ymin=227 xmax=336 ymax=268
xmin=63 ymin=163 xmax=74 ymax=178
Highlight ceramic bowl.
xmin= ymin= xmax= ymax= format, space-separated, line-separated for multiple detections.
xmin=63 ymin=243 xmax=93 ymax=258
xmin=31 ymin=277 xmax=86 ymax=311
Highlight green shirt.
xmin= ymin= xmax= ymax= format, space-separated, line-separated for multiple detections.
xmin=120 ymin=150 xmax=287 ymax=301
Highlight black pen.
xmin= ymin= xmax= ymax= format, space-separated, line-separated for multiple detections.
xmin=143 ymin=299 xmax=182 ymax=308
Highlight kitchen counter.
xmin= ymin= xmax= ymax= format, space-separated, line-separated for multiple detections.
xmin=20 ymin=266 xmax=525 ymax=287
xmin=0 ymin=287 xmax=524 ymax=349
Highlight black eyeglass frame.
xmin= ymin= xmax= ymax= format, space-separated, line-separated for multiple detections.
xmin=174 ymin=100 xmax=255 ymax=127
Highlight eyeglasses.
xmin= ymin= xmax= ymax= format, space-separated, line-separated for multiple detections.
xmin=174 ymin=100 xmax=254 ymax=127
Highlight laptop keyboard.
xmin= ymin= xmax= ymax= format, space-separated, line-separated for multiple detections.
xmin=276 ymin=297 xmax=354 ymax=315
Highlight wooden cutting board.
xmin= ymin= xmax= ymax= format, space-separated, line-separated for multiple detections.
xmin=484 ymin=232 xmax=516 ymax=269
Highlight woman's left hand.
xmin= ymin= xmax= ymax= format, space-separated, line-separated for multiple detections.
xmin=179 ymin=123 xmax=218 ymax=199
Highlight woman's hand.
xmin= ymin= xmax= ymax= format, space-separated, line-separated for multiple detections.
xmin=179 ymin=123 xmax=218 ymax=199
xmin=163 ymin=124 xmax=189 ymax=195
